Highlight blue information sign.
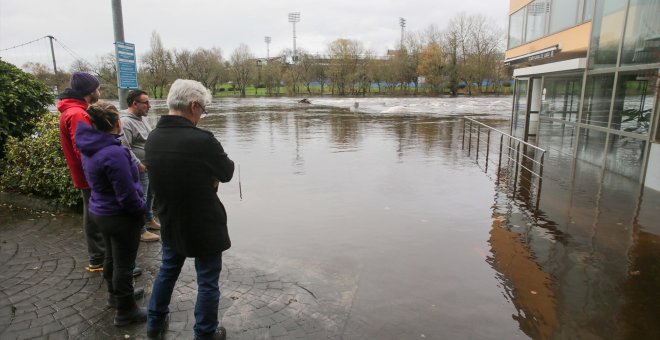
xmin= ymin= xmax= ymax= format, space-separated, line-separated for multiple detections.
xmin=115 ymin=42 xmax=139 ymax=89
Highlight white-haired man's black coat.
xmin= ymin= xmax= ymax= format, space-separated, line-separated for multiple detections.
xmin=145 ymin=115 xmax=234 ymax=257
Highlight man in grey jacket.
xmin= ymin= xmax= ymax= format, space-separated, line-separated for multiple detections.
xmin=120 ymin=90 xmax=160 ymax=242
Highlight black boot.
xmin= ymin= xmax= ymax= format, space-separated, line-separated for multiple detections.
xmin=146 ymin=315 xmax=170 ymax=339
xmin=194 ymin=326 xmax=226 ymax=340
xmin=113 ymin=298 xmax=147 ymax=327
xmin=107 ymin=288 xmax=145 ymax=308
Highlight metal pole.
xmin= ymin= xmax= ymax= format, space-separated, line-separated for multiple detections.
xmin=265 ymin=36 xmax=271 ymax=60
xmin=476 ymin=124 xmax=480 ymax=162
xmin=497 ymin=134 xmax=504 ymax=180
xmin=468 ymin=120 xmax=473 ymax=156
xmin=485 ymin=129 xmax=491 ymax=172
xmin=111 ymin=0 xmax=128 ymax=109
xmin=513 ymin=141 xmax=521 ymax=200
xmin=462 ymin=118 xmax=466 ymax=150
xmin=47 ymin=35 xmax=57 ymax=73
xmin=293 ymin=22 xmax=297 ymax=58
xmin=399 ymin=17 xmax=406 ymax=49
xmin=536 ymin=151 xmax=545 ymax=210
xmin=288 ymin=12 xmax=300 ymax=62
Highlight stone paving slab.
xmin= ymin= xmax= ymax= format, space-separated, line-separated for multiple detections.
xmin=0 ymin=204 xmax=354 ymax=339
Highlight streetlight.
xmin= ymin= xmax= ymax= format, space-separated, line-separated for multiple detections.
xmin=399 ymin=17 xmax=406 ymax=49
xmin=288 ymin=12 xmax=300 ymax=62
xmin=265 ymin=36 xmax=271 ymax=60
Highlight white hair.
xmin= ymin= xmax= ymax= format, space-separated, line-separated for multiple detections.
xmin=166 ymin=79 xmax=212 ymax=112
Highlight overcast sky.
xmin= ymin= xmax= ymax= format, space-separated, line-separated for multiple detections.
xmin=0 ymin=0 xmax=509 ymax=71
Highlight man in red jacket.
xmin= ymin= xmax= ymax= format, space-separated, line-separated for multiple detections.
xmin=58 ymin=72 xmax=105 ymax=272
xmin=58 ymin=73 xmax=142 ymax=277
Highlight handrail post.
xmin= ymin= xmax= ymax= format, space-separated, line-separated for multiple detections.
xmin=461 ymin=118 xmax=546 ymax=209
xmin=468 ymin=120 xmax=473 ymax=156
xmin=462 ymin=118 xmax=466 ymax=150
xmin=476 ymin=124 xmax=480 ymax=162
xmin=513 ymin=141 xmax=521 ymax=200
xmin=497 ymin=134 xmax=503 ymax=181
xmin=485 ymin=129 xmax=491 ymax=172
xmin=535 ymin=151 xmax=545 ymax=211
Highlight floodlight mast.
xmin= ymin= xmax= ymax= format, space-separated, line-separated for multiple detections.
xmin=264 ymin=36 xmax=272 ymax=60
xmin=399 ymin=17 xmax=406 ymax=49
xmin=288 ymin=12 xmax=301 ymax=62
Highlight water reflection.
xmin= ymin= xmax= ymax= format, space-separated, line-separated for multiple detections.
xmin=490 ymin=149 xmax=660 ymax=338
xmin=142 ymin=97 xmax=660 ymax=339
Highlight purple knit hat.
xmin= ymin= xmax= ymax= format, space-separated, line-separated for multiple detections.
xmin=70 ymin=72 xmax=100 ymax=96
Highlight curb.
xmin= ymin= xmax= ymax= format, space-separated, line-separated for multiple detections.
xmin=0 ymin=191 xmax=80 ymax=214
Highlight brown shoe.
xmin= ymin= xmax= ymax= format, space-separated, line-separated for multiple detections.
xmin=145 ymin=219 xmax=161 ymax=230
xmin=141 ymin=230 xmax=160 ymax=242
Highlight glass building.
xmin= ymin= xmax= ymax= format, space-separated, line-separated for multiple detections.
xmin=505 ymin=0 xmax=660 ymax=191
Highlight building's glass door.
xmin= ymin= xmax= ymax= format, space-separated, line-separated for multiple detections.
xmin=512 ymin=78 xmax=529 ymax=139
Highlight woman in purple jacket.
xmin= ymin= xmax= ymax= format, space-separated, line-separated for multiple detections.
xmin=75 ymin=102 xmax=148 ymax=326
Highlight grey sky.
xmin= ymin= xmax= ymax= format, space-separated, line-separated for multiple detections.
xmin=0 ymin=0 xmax=509 ymax=70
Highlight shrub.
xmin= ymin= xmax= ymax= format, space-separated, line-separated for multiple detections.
xmin=0 ymin=60 xmax=54 ymax=160
xmin=0 ymin=113 xmax=80 ymax=207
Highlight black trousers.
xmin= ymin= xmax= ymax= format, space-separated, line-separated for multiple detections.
xmin=81 ymin=189 xmax=105 ymax=265
xmin=90 ymin=212 xmax=142 ymax=309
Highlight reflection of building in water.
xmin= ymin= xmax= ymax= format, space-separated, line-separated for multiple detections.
xmin=487 ymin=160 xmax=660 ymax=338
xmin=505 ymin=0 xmax=660 ymax=192
xmin=487 ymin=211 xmax=559 ymax=339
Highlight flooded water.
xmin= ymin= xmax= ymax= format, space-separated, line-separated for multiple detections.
xmin=143 ymin=96 xmax=660 ymax=339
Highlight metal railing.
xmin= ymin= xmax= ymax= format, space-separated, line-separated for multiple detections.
xmin=461 ymin=117 xmax=546 ymax=210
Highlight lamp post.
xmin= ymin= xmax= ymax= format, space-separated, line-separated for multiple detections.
xmin=399 ymin=17 xmax=406 ymax=49
xmin=265 ymin=36 xmax=271 ymax=60
xmin=111 ymin=0 xmax=128 ymax=109
xmin=288 ymin=12 xmax=300 ymax=62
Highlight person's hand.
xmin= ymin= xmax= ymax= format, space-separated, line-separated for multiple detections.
xmin=138 ymin=163 xmax=147 ymax=173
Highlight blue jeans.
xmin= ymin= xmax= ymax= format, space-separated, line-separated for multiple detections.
xmin=139 ymin=171 xmax=155 ymax=233
xmin=147 ymin=244 xmax=223 ymax=338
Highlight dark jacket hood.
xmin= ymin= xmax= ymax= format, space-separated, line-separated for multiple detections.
xmin=56 ymin=90 xmax=88 ymax=114
xmin=75 ymin=122 xmax=121 ymax=157
xmin=57 ymin=88 xmax=86 ymax=101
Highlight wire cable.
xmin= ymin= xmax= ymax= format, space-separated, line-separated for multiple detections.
xmin=0 ymin=36 xmax=48 ymax=52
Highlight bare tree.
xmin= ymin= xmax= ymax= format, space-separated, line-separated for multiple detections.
xmin=297 ymin=51 xmax=319 ymax=95
xmin=92 ymin=52 xmax=119 ymax=98
xmin=172 ymin=49 xmax=193 ymax=78
xmin=140 ymin=31 xmax=173 ymax=98
xmin=417 ymin=42 xmax=445 ymax=94
xmin=189 ymin=47 xmax=225 ymax=93
xmin=263 ymin=58 xmax=283 ymax=96
xmin=229 ymin=44 xmax=255 ymax=97
xmin=443 ymin=13 xmax=504 ymax=96
xmin=278 ymin=48 xmax=305 ymax=95
xmin=327 ymin=38 xmax=364 ymax=95
xmin=22 ymin=62 xmax=70 ymax=93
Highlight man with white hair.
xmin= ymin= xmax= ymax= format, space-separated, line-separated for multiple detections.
xmin=145 ymin=79 xmax=234 ymax=340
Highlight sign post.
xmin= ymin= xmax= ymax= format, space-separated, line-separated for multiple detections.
xmin=115 ymin=42 xmax=139 ymax=90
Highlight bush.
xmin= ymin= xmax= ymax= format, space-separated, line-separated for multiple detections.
xmin=0 ymin=60 xmax=54 ymax=160
xmin=0 ymin=113 xmax=80 ymax=207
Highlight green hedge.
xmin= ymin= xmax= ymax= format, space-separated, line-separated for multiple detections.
xmin=0 ymin=113 xmax=80 ymax=207
xmin=0 ymin=60 xmax=54 ymax=160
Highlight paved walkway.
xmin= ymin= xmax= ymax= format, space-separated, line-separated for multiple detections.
xmin=0 ymin=204 xmax=348 ymax=339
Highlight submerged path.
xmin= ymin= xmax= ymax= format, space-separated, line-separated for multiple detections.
xmin=0 ymin=204 xmax=350 ymax=339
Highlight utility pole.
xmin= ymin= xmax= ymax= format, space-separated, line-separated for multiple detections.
xmin=46 ymin=35 xmax=58 ymax=73
xmin=288 ymin=12 xmax=300 ymax=63
xmin=399 ymin=17 xmax=406 ymax=50
xmin=111 ymin=0 xmax=128 ymax=109
xmin=265 ymin=36 xmax=271 ymax=60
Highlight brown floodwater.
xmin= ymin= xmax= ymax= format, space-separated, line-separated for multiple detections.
xmin=146 ymin=97 xmax=660 ymax=339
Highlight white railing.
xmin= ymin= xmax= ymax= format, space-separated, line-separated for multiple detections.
xmin=462 ymin=117 xmax=546 ymax=211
